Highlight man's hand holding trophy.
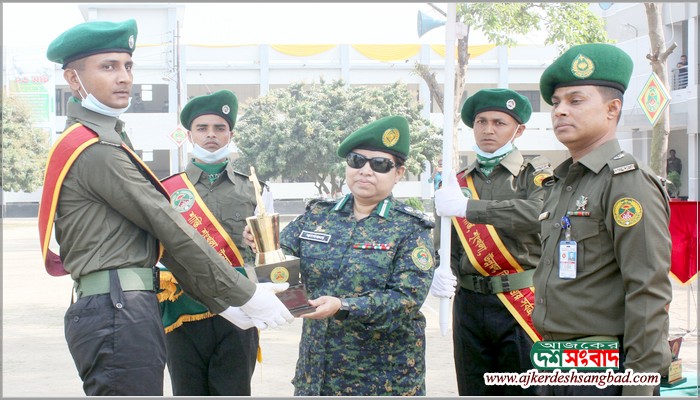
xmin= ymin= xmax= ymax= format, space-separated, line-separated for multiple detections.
xmin=242 ymin=167 xmax=316 ymax=318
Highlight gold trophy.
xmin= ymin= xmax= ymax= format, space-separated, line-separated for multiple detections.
xmin=244 ymin=166 xmax=315 ymax=317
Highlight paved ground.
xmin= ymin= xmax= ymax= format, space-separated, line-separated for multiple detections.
xmin=2 ymin=218 xmax=697 ymax=397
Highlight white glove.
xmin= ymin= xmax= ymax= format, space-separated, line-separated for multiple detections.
xmin=239 ymin=282 xmax=295 ymax=330
xmin=434 ymin=172 xmax=468 ymax=217
xmin=430 ymin=266 xmax=458 ymax=298
xmin=219 ymin=306 xmax=256 ymax=330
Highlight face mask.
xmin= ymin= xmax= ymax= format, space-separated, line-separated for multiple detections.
xmin=73 ymin=70 xmax=131 ymax=117
xmin=473 ymin=124 xmax=520 ymax=159
xmin=191 ymin=143 xmax=230 ymax=164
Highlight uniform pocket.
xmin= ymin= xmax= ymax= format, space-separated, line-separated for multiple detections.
xmin=570 ymin=218 xmax=603 ymax=272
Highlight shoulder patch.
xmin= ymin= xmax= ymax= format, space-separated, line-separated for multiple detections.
xmin=613 ymin=197 xmax=643 ymax=227
xmin=411 ymin=246 xmax=434 ymax=270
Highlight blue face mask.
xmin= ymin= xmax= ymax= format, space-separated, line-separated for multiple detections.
xmin=73 ymin=70 xmax=131 ymax=117
xmin=473 ymin=124 xmax=520 ymax=159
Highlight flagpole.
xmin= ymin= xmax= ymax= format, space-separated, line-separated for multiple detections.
xmin=438 ymin=2 xmax=458 ymax=337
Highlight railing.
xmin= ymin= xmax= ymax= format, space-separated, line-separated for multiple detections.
xmin=671 ymin=66 xmax=689 ymax=90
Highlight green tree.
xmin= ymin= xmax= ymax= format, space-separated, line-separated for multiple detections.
xmin=1 ymin=94 xmax=49 ymax=193
xmin=416 ymin=2 xmax=609 ymax=169
xmin=233 ymin=79 xmax=441 ymax=195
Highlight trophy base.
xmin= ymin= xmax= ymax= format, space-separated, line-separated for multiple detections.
xmin=243 ymin=256 xmax=315 ymax=317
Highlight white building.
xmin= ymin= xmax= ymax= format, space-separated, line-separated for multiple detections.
xmin=3 ymin=2 xmax=697 ymax=215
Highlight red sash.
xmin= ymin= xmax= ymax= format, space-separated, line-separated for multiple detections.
xmin=452 ymin=173 xmax=542 ymax=342
xmin=38 ymin=123 xmax=167 ymax=276
xmin=160 ymin=172 xmax=245 ymax=268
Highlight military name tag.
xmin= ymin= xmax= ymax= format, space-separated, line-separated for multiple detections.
xmin=300 ymin=230 xmax=331 ymax=243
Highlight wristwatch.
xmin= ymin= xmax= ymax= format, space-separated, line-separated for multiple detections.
xmin=334 ymin=298 xmax=350 ymax=320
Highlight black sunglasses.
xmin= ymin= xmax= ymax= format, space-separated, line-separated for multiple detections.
xmin=346 ymin=152 xmax=397 ymax=173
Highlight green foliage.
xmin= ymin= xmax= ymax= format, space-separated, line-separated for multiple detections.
xmin=458 ymin=3 xmax=610 ymax=53
xmin=1 ymin=95 xmax=50 ymax=193
xmin=403 ymin=197 xmax=425 ymax=212
xmin=667 ymin=170 xmax=682 ymax=198
xmin=233 ymin=79 xmax=442 ymax=195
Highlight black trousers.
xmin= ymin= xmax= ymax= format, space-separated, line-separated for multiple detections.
xmin=453 ymin=287 xmax=536 ymax=396
xmin=165 ymin=315 xmax=259 ymax=396
xmin=64 ymin=288 xmax=166 ymax=396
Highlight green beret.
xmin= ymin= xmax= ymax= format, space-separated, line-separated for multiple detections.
xmin=180 ymin=90 xmax=238 ymax=130
xmin=540 ymin=43 xmax=633 ymax=105
xmin=337 ymin=115 xmax=410 ymax=161
xmin=47 ymin=19 xmax=138 ymax=68
xmin=461 ymin=88 xmax=532 ymax=128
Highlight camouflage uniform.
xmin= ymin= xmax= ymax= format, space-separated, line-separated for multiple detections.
xmin=280 ymin=194 xmax=435 ymax=396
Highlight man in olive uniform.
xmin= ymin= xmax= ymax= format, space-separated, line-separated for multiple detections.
xmin=535 ymin=43 xmax=672 ymax=396
xmin=159 ymin=90 xmax=274 ymax=395
xmin=666 ymin=149 xmax=682 ymax=175
xmin=431 ymin=89 xmax=551 ymax=395
xmin=41 ymin=20 xmax=293 ymax=396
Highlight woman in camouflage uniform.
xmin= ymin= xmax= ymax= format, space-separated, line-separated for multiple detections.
xmin=279 ymin=116 xmax=436 ymax=395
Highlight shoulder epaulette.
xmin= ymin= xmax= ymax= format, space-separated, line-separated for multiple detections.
xmin=527 ymin=156 xmax=553 ymax=187
xmin=607 ymin=151 xmax=639 ymax=175
xmin=527 ymin=155 xmax=552 ymax=172
xmin=305 ymin=198 xmax=336 ymax=211
xmin=395 ymin=201 xmax=435 ymax=229
xmin=232 ymin=169 xmax=268 ymax=189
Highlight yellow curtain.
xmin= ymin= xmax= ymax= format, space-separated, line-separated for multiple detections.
xmin=430 ymin=43 xmax=496 ymax=59
xmin=351 ymin=44 xmax=421 ymax=62
xmin=187 ymin=44 xmax=254 ymax=48
xmin=270 ymin=44 xmax=337 ymax=57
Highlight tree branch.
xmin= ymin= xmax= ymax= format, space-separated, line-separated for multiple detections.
xmin=414 ymin=62 xmax=445 ymax=113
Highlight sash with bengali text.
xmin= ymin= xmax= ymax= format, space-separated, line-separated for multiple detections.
xmin=158 ymin=172 xmax=249 ymax=334
xmin=38 ymin=123 xmax=167 ymax=276
xmin=452 ymin=173 xmax=542 ymax=342
xmin=160 ymin=172 xmax=245 ymax=269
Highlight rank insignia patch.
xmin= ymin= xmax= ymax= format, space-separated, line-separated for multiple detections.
xmin=170 ymin=189 xmax=195 ymax=213
xmin=613 ymin=198 xmax=643 ymax=227
xmin=411 ymin=246 xmax=433 ymax=270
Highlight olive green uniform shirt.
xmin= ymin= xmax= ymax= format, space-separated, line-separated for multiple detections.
xmin=435 ymin=150 xmax=551 ymax=282
xmin=184 ymin=161 xmax=258 ymax=259
xmin=56 ymin=101 xmax=255 ymax=312
xmin=533 ymin=140 xmax=672 ymax=382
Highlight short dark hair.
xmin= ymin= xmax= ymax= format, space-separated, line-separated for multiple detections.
xmin=64 ymin=58 xmax=86 ymax=71
xmin=597 ymin=86 xmax=624 ymax=124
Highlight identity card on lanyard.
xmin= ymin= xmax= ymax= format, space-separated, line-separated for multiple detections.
xmin=558 ymin=215 xmax=577 ymax=279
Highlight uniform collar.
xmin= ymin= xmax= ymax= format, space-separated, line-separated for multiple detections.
xmin=67 ymin=99 xmax=125 ymax=145
xmin=185 ymin=157 xmax=237 ymax=185
xmin=462 ymin=148 xmax=524 ymax=177
xmin=333 ymin=194 xmax=394 ymax=218
xmin=553 ymin=140 xmax=622 ymax=178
